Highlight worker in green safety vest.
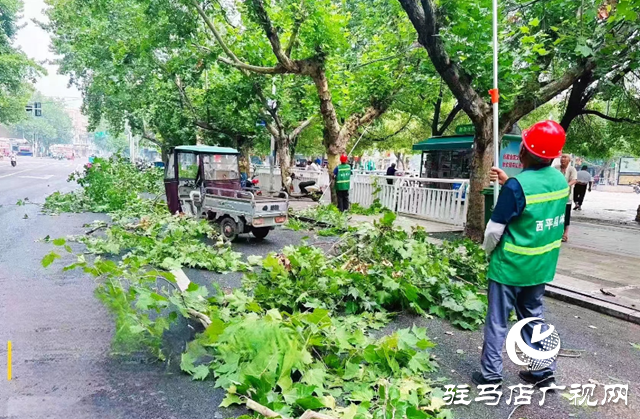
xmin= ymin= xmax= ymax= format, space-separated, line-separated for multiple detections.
xmin=473 ymin=120 xmax=568 ymax=388
xmin=332 ymin=154 xmax=351 ymax=212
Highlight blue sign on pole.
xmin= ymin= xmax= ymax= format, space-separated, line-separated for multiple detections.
xmin=499 ymin=139 xmax=523 ymax=178
xmin=256 ymin=121 xmax=266 ymax=127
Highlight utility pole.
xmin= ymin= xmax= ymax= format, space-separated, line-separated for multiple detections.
xmin=269 ymin=80 xmax=277 ymax=193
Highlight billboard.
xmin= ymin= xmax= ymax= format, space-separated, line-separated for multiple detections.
xmin=619 ymin=158 xmax=640 ymax=174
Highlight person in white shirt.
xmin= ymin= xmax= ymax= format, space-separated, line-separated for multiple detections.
xmin=553 ymin=154 xmax=577 ymax=242
xmin=307 ymin=159 xmax=321 ymax=172
xmin=574 ymin=165 xmax=592 ymax=210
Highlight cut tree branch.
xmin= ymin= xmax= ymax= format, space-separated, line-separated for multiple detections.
xmin=579 ymin=109 xmax=640 ymax=124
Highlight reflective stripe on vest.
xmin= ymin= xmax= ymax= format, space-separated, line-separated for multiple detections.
xmin=526 ymin=187 xmax=570 ymax=205
xmin=504 ymin=239 xmax=562 ymax=256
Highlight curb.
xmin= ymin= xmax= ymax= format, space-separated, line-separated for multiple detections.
xmin=545 ymin=284 xmax=640 ymax=325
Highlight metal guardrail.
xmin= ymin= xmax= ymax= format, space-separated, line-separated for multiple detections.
xmin=350 ymin=174 xmax=470 ymax=226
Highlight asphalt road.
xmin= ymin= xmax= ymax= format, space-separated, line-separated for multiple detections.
xmin=0 ymin=160 xmax=638 ymax=419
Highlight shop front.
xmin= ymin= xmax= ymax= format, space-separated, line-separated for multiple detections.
xmin=412 ymin=126 xmax=524 ymax=183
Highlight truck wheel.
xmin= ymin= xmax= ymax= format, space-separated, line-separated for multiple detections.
xmin=218 ymin=217 xmax=238 ymax=241
xmin=251 ymin=227 xmax=270 ymax=240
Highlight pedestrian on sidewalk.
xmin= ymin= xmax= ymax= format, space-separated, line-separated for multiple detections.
xmin=573 ymin=165 xmax=592 ymax=210
xmin=473 ymin=120 xmax=568 ymax=388
xmin=332 ymin=154 xmax=351 ymax=212
xmin=553 ymin=154 xmax=577 ymax=242
xmin=386 ymin=163 xmax=397 ymax=185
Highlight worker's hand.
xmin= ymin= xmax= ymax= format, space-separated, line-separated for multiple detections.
xmin=489 ymin=167 xmax=508 ymax=186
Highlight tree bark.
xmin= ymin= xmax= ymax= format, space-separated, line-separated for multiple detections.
xmin=559 ymin=72 xmax=593 ymax=130
xmin=277 ymin=136 xmax=293 ymax=190
xmin=466 ymin=121 xmax=494 ymax=241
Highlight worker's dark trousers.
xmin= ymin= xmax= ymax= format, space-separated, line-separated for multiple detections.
xmin=336 ymin=190 xmax=350 ymax=212
xmin=481 ymin=280 xmax=556 ymax=381
xmin=299 ymin=180 xmax=316 ymax=194
xmin=574 ymin=184 xmax=587 ymax=207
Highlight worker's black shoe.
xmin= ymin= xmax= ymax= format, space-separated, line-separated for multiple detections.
xmin=518 ymin=371 xmax=556 ymax=387
xmin=471 ymin=371 xmax=502 ymax=386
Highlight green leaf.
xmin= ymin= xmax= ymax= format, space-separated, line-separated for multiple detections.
xmin=302 ymin=366 xmax=326 ymax=388
xmin=575 ymin=44 xmax=593 ymax=57
xmin=407 ymin=406 xmax=431 ymax=419
xmin=520 ymin=26 xmax=530 ymax=34
xmin=52 ymin=238 xmax=66 ymax=246
xmin=529 ymin=18 xmax=540 ymax=27
xmin=219 ymin=393 xmax=242 ymax=407
xmin=191 ymin=364 xmax=210 ymax=381
xmin=247 ymin=255 xmax=263 ymax=265
xmin=41 ymin=252 xmax=61 ymax=268
xmin=343 ymin=361 xmax=361 ymax=380
xmin=295 ymin=396 xmax=325 ymax=410
xmin=129 ymin=324 xmax=146 ymax=334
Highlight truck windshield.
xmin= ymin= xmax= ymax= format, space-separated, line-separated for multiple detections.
xmin=178 ymin=152 xmax=199 ymax=179
xmin=202 ymin=154 xmax=239 ymax=180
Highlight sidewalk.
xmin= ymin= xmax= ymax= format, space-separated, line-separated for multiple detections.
xmin=571 ymin=189 xmax=639 ymax=225
xmin=349 ymin=212 xmax=640 ymax=324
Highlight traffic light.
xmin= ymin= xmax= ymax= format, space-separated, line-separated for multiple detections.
xmin=25 ymin=102 xmax=42 ymax=116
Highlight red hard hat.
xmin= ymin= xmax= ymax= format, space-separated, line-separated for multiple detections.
xmin=340 ymin=154 xmax=348 ymax=163
xmin=521 ymin=120 xmax=566 ymax=159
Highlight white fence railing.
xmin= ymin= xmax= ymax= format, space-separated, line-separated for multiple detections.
xmin=350 ymin=174 xmax=469 ymax=226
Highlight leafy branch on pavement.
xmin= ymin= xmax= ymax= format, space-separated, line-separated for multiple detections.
xmin=41 ymin=158 xmax=489 ymax=418
xmin=43 ymin=155 xmax=163 ymax=214
xmin=76 ymin=211 xmax=246 ymax=272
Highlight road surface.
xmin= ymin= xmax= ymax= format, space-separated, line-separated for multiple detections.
xmin=0 ymin=159 xmax=638 ymax=419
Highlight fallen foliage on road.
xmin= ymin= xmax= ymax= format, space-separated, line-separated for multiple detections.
xmin=41 ymin=159 xmax=490 ymax=419
xmin=43 ymin=155 xmax=163 ymax=213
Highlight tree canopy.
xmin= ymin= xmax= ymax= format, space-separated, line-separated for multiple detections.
xmin=398 ymin=0 xmax=640 ymax=238
xmin=0 ymin=0 xmax=42 ymax=124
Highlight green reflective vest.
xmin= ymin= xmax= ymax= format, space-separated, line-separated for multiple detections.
xmin=488 ymin=166 xmax=569 ymax=287
xmin=335 ymin=164 xmax=351 ymax=191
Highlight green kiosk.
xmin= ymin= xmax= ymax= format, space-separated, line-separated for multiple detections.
xmin=412 ymin=125 xmax=524 ymax=225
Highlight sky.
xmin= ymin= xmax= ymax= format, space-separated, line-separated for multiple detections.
xmin=15 ymin=0 xmax=83 ymax=109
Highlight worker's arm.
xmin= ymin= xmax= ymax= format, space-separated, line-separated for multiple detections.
xmin=482 ymin=168 xmax=525 ymax=255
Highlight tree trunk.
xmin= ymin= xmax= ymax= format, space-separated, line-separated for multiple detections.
xmin=238 ymin=145 xmax=251 ymax=177
xmin=161 ymin=146 xmax=168 ymax=164
xmin=465 ymin=120 xmax=493 ymax=241
xmin=276 ymin=136 xmax=293 ymax=191
xmin=327 ymin=152 xmax=339 ymax=205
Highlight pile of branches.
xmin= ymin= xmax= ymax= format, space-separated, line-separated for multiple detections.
xmin=43 ymin=155 xmax=163 ymax=214
xmin=42 ymin=161 xmax=489 ymax=418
